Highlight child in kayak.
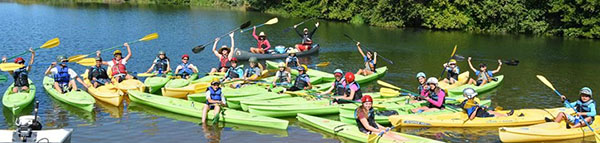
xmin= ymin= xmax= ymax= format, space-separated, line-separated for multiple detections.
xmin=201 ymin=78 xmax=227 ymax=124
xmin=355 ymin=95 xmax=408 ymax=141
xmin=441 ymin=59 xmax=460 ymax=84
xmin=85 ymin=57 xmax=111 ymax=88
xmin=321 ymin=69 xmax=345 ymax=96
xmin=243 ymin=57 xmax=263 ymax=81
xmin=460 ymin=88 xmax=513 ymax=120
xmin=99 ymin=43 xmax=134 ymax=83
xmin=272 ymin=63 xmax=291 ymax=87
xmin=1 ymin=48 xmax=35 ymax=93
xmin=411 ymin=77 xmax=446 ymax=113
xmin=287 ymin=65 xmax=312 ymax=91
xmin=285 ymin=49 xmax=301 ymax=69
xmin=407 ymin=72 xmax=428 ymax=103
xmin=44 ymin=55 xmax=86 ymax=93
xmin=333 ymin=72 xmax=363 ymax=103
xmin=550 ymin=87 xmax=596 ymax=129
xmin=174 ymin=54 xmax=198 ymax=79
xmin=293 ymin=22 xmax=319 ymax=52
xmin=223 ymin=58 xmax=244 ymax=85
xmin=467 ymin=57 xmax=502 ymax=86
xmin=144 ymin=51 xmax=171 ymax=76
xmin=250 ymin=26 xmax=271 ymax=54
xmin=355 ymin=42 xmax=377 ymax=76
xmin=210 ymin=33 xmax=235 ymax=74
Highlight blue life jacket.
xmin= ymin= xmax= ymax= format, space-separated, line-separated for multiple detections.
xmin=154 ymin=58 xmax=169 ymax=73
xmin=54 ymin=66 xmax=71 ymax=84
xmin=345 ymin=81 xmax=363 ymax=101
xmin=178 ymin=62 xmax=194 ymax=75
xmin=294 ymin=74 xmax=309 ymax=89
xmin=333 ymin=78 xmax=345 ymax=96
xmin=576 ymin=99 xmax=596 ymax=118
xmin=13 ymin=67 xmax=29 ymax=86
xmin=286 ymin=56 xmax=298 ymax=68
xmin=245 ymin=66 xmax=261 ymax=78
xmin=226 ymin=66 xmax=243 ymax=79
xmin=208 ymin=87 xmax=222 ymax=101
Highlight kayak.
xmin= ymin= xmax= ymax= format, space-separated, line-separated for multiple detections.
xmin=354 ymin=66 xmax=388 ymax=84
xmin=143 ymin=76 xmax=170 ymax=94
xmin=265 ymin=60 xmax=335 ymax=82
xmin=297 ymin=113 xmax=442 ymax=143
xmin=240 ymin=97 xmax=329 ymax=112
xmin=498 ymin=116 xmax=600 ymax=142
xmin=0 ymin=128 xmax=73 ymax=143
xmin=42 ymin=76 xmax=95 ymax=112
xmin=261 ymin=75 xmax=324 ymax=85
xmin=115 ymin=79 xmax=145 ymax=94
xmin=2 ymin=79 xmax=35 ymax=114
xmin=437 ymin=71 xmax=469 ymax=90
xmin=233 ymin=44 xmax=320 ymax=61
xmin=81 ymin=72 xmax=124 ymax=106
xmin=151 ymin=73 xmax=199 ymax=94
xmin=161 ymin=82 xmax=209 ymax=99
xmin=191 ymin=74 xmax=221 ymax=84
xmin=389 ymin=107 xmax=572 ymax=127
xmin=248 ymin=102 xmax=338 ymax=117
xmin=187 ymin=84 xmax=269 ymax=103
xmin=222 ymin=92 xmax=291 ymax=110
xmin=127 ymin=90 xmax=289 ymax=129
xmin=448 ymin=75 xmax=504 ymax=96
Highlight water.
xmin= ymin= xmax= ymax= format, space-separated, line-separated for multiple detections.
xmin=1 ymin=2 xmax=600 ymax=142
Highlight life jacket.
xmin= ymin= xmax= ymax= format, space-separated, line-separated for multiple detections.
xmin=154 ymin=58 xmax=169 ymax=73
xmin=345 ymin=81 xmax=363 ymax=101
xmin=417 ymin=84 xmax=424 ymax=93
xmin=219 ymin=56 xmax=229 ymax=68
xmin=460 ymin=98 xmax=480 ymax=116
xmin=286 ymin=56 xmax=298 ymax=68
xmin=355 ymin=108 xmax=378 ymax=133
xmin=293 ymin=74 xmax=309 ymax=89
xmin=428 ymin=89 xmax=446 ymax=108
xmin=302 ymin=35 xmax=313 ymax=45
xmin=53 ymin=66 xmax=71 ymax=84
xmin=576 ymin=99 xmax=596 ymax=119
xmin=245 ymin=66 xmax=261 ymax=78
xmin=365 ymin=57 xmax=376 ymax=72
xmin=111 ymin=58 xmax=127 ymax=76
xmin=90 ymin=66 xmax=109 ymax=79
xmin=226 ymin=66 xmax=243 ymax=79
xmin=447 ymin=67 xmax=459 ymax=80
xmin=477 ymin=70 xmax=493 ymax=81
xmin=333 ymin=78 xmax=346 ymax=96
xmin=276 ymin=70 xmax=289 ymax=83
xmin=207 ymin=87 xmax=222 ymax=101
xmin=13 ymin=67 xmax=28 ymax=86
xmin=178 ymin=62 xmax=194 ymax=76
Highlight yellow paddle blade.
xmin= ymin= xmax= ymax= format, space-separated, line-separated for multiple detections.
xmin=0 ymin=63 xmax=25 ymax=71
xmin=377 ymin=80 xmax=401 ymax=91
xmin=315 ymin=62 xmax=330 ymax=67
xmin=450 ymin=45 xmax=458 ymax=57
xmin=67 ymin=55 xmax=88 ymax=62
xmin=76 ymin=58 xmax=96 ymax=66
xmin=367 ymin=133 xmax=378 ymax=143
xmin=536 ymin=75 xmax=557 ymax=91
xmin=264 ymin=17 xmax=279 ymax=25
xmin=139 ymin=33 xmax=159 ymax=41
xmin=40 ymin=38 xmax=60 ymax=49
xmin=380 ymin=89 xmax=400 ymax=97
xmin=137 ymin=73 xmax=156 ymax=77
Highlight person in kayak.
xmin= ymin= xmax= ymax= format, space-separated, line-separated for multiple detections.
xmin=244 ymin=57 xmax=263 ymax=81
xmin=285 ymin=49 xmax=301 ymax=69
xmin=96 ymin=43 xmax=133 ymax=83
xmin=355 ymin=95 xmax=408 ymax=141
xmin=144 ymin=51 xmax=171 ymax=76
xmin=223 ymin=58 xmax=244 ymax=85
xmin=287 ymin=65 xmax=312 ymax=91
xmin=355 ymin=42 xmax=377 ymax=76
xmin=174 ymin=54 xmax=198 ymax=79
xmin=201 ymin=78 xmax=227 ymax=124
xmin=45 ymin=55 xmax=86 ymax=93
xmin=549 ymin=87 xmax=596 ymax=129
xmin=407 ymin=72 xmax=428 ymax=103
xmin=85 ymin=57 xmax=111 ymax=88
xmin=467 ymin=57 xmax=502 ymax=86
xmin=210 ymin=33 xmax=235 ymax=74
xmin=272 ymin=63 xmax=291 ymax=86
xmin=293 ymin=22 xmax=319 ymax=52
xmin=250 ymin=26 xmax=271 ymax=54
xmin=411 ymin=77 xmax=446 ymax=113
xmin=441 ymin=59 xmax=460 ymax=84
xmin=1 ymin=48 xmax=35 ymax=93
xmin=334 ymin=72 xmax=363 ymax=103
xmin=321 ymin=69 xmax=345 ymax=96
xmin=460 ymin=88 xmax=513 ymax=120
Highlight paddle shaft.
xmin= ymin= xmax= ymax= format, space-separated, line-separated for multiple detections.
xmin=6 ymin=47 xmax=42 ymax=60
xmin=343 ymin=34 xmax=394 ymax=64
xmin=283 ymin=17 xmax=316 ymax=33
xmin=80 ymin=39 xmax=143 ymax=57
xmin=240 ymin=23 xmax=267 ymax=33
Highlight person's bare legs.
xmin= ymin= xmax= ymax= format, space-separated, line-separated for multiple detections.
xmin=411 ymin=106 xmax=429 ymax=113
xmin=53 ymin=82 xmax=63 ymax=93
xmin=69 ymin=80 xmax=78 ymax=91
xmin=202 ymin=104 xmax=210 ymax=123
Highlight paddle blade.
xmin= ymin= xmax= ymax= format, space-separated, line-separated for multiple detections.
xmin=0 ymin=63 xmax=25 ymax=71
xmin=139 ymin=33 xmax=159 ymax=41
xmin=76 ymin=58 xmax=97 ymax=66
xmin=380 ymin=88 xmax=400 ymax=97
xmin=377 ymin=80 xmax=401 ymax=91
xmin=239 ymin=21 xmax=252 ymax=30
xmin=367 ymin=133 xmax=378 ymax=143
xmin=504 ymin=59 xmax=520 ymax=66
xmin=595 ymin=132 xmax=600 ymax=143
xmin=67 ymin=55 xmax=88 ymax=62
xmin=137 ymin=73 xmax=156 ymax=77
xmin=450 ymin=45 xmax=458 ymax=58
xmin=192 ymin=45 xmax=206 ymax=53
xmin=40 ymin=38 xmax=60 ymax=49
xmin=536 ymin=75 xmax=557 ymax=92
xmin=315 ymin=62 xmax=330 ymax=67
xmin=264 ymin=17 xmax=279 ymax=25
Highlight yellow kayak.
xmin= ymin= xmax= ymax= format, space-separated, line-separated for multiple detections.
xmin=437 ymin=71 xmax=469 ymax=91
xmin=499 ymin=116 xmax=600 ymax=142
xmin=389 ymin=107 xmax=573 ymax=127
xmin=161 ymin=82 xmax=209 ymax=99
xmin=115 ymin=79 xmax=145 ymax=94
xmin=82 ymin=71 xmax=124 ymax=106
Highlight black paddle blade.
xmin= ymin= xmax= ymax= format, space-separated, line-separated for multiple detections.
xmin=503 ymin=59 xmax=519 ymax=66
xmin=453 ymin=54 xmax=466 ymax=61
xmin=239 ymin=21 xmax=252 ymax=30
xmin=192 ymin=45 xmax=205 ymax=53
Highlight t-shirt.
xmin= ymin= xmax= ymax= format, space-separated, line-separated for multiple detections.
xmin=475 ymin=70 xmax=494 ymax=81
xmin=107 ymin=59 xmax=128 ymax=67
xmin=50 ymin=67 xmax=78 ymax=79
xmin=343 ymin=82 xmax=359 ymax=92
xmin=356 ymin=109 xmax=368 ymax=119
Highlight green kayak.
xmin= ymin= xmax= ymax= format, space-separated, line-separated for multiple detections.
xmin=265 ymin=60 xmax=335 ymax=82
xmin=187 ymin=84 xmax=269 ymax=103
xmin=2 ymin=79 xmax=35 ymax=114
xmin=261 ymin=75 xmax=324 ymax=85
xmin=224 ymin=92 xmax=291 ymax=109
xmin=297 ymin=113 xmax=442 ymax=143
xmin=240 ymin=97 xmax=329 ymax=111
xmin=191 ymin=74 xmax=221 ymax=84
xmin=42 ymin=76 xmax=95 ymax=112
xmin=248 ymin=102 xmax=339 ymax=117
xmin=127 ymin=90 xmax=289 ymax=129
xmin=448 ymin=75 xmax=504 ymax=96
xmin=355 ymin=66 xmax=387 ymax=84
xmin=144 ymin=76 xmax=170 ymax=94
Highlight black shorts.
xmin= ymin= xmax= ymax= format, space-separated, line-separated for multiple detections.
xmin=427 ymin=104 xmax=444 ymax=109
xmin=287 ymin=86 xmax=302 ymax=91
xmin=14 ymin=78 xmax=29 ymax=87
xmin=475 ymin=107 xmax=494 ymax=117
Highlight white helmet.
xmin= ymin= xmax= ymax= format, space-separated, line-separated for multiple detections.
xmin=463 ymin=88 xmax=478 ymax=99
xmin=426 ymin=77 xmax=438 ymax=85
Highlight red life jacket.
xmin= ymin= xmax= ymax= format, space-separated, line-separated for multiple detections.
xmin=111 ymin=58 xmax=127 ymax=76
xmin=219 ymin=56 xmax=229 ymax=68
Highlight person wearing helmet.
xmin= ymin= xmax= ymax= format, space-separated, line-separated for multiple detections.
xmin=467 ymin=57 xmax=502 ymax=86
xmin=355 ymin=42 xmax=377 ymax=76
xmin=272 ymin=63 xmax=291 ymax=86
xmin=293 ymin=22 xmax=319 ymax=51
xmin=334 ymin=72 xmax=363 ymax=103
xmin=285 ymin=49 xmax=301 ymax=69
xmin=97 ymin=43 xmax=133 ymax=83
xmin=287 ymin=65 xmax=312 ymax=91
xmin=210 ymin=32 xmax=235 ymax=74
xmin=442 ymin=59 xmax=460 ymax=84
xmin=45 ymin=55 xmax=86 ymax=93
xmin=201 ymin=78 xmax=227 ymax=124
xmin=460 ymin=88 xmax=513 ymax=120
xmin=144 ymin=51 xmax=171 ymax=76
xmin=321 ymin=69 xmax=346 ymax=96
xmin=406 ymin=72 xmax=428 ymax=103
xmin=174 ymin=54 xmax=198 ymax=79
xmin=85 ymin=57 xmax=111 ymax=88
xmin=223 ymin=57 xmax=244 ymax=83
xmin=550 ymin=87 xmax=596 ymax=129
xmin=250 ymin=26 xmax=271 ymax=54
xmin=411 ymin=77 xmax=446 ymax=113
xmin=355 ymin=95 xmax=408 ymax=141
xmin=244 ymin=57 xmax=264 ymax=81
xmin=1 ymin=48 xmax=35 ymax=93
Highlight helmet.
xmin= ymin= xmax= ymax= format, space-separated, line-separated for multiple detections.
xmin=463 ymin=88 xmax=477 ymax=99
xmin=334 ymin=69 xmax=343 ymax=76
xmin=416 ymin=72 xmax=426 ymax=79
xmin=249 ymin=57 xmax=258 ymax=63
xmin=259 ymin=32 xmax=266 ymax=37
xmin=181 ymin=54 xmax=190 ymax=59
xmin=297 ymin=65 xmax=306 ymax=71
xmin=278 ymin=63 xmax=286 ymax=68
xmin=95 ymin=57 xmax=102 ymax=61
xmin=113 ymin=50 xmax=122 ymax=55
xmin=158 ymin=51 xmax=166 ymax=55
xmin=56 ymin=55 xmax=67 ymax=63
xmin=426 ymin=77 xmax=438 ymax=85
xmin=230 ymin=57 xmax=238 ymax=63
xmin=361 ymin=95 xmax=373 ymax=103
xmin=211 ymin=77 xmax=220 ymax=85
xmin=345 ymin=72 xmax=355 ymax=83
xmin=580 ymin=87 xmax=593 ymax=97
xmin=14 ymin=57 xmax=25 ymax=63
xmin=449 ymin=59 xmax=457 ymax=64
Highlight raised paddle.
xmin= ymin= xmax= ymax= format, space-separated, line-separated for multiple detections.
xmin=0 ymin=63 xmax=25 ymax=71
xmin=137 ymin=73 xmax=157 ymax=77
xmin=306 ymin=61 xmax=330 ymax=68
xmin=192 ymin=21 xmax=252 ymax=53
xmin=343 ymin=34 xmax=394 ymax=64
xmin=376 ymin=80 xmax=415 ymax=94
xmin=453 ymin=54 xmax=520 ymax=66
xmin=536 ymin=75 xmax=600 ymax=142
xmin=283 ymin=17 xmax=316 ymax=33
xmin=6 ymin=38 xmax=60 ymax=60
xmin=240 ymin=18 xmax=279 ymax=33
xmin=75 ymin=58 xmax=97 ymax=67
xmin=439 ymin=45 xmax=458 ymax=79
xmin=68 ymin=33 xmax=159 ymax=62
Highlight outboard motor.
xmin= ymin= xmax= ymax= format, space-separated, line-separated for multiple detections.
xmin=13 ymin=101 xmax=42 ymax=142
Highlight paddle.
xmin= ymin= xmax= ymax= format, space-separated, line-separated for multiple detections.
xmin=376 ymin=80 xmax=417 ymax=94
xmin=343 ymin=34 xmax=394 ymax=64
xmin=282 ymin=17 xmax=316 ymax=33
xmin=367 ymin=126 xmax=395 ymax=143
xmin=453 ymin=54 xmax=519 ymax=66
xmin=240 ymin=18 xmax=279 ymax=33
xmin=137 ymin=73 xmax=157 ymax=77
xmin=0 ymin=63 xmax=25 ymax=71
xmin=439 ymin=45 xmax=458 ymax=79
xmin=379 ymin=88 xmax=411 ymax=97
xmin=74 ymin=58 xmax=97 ymax=67
xmin=68 ymin=33 xmax=158 ymax=62
xmin=192 ymin=21 xmax=252 ymax=53
xmin=536 ymin=75 xmax=600 ymax=142
xmin=306 ymin=62 xmax=330 ymax=68
xmin=6 ymin=38 xmax=60 ymax=60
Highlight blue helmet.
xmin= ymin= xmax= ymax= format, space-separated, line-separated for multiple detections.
xmin=581 ymin=87 xmax=593 ymax=97
xmin=416 ymin=72 xmax=426 ymax=79
xmin=333 ymin=69 xmax=343 ymax=75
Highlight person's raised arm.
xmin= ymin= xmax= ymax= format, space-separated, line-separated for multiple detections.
xmin=228 ymin=32 xmax=235 ymax=60
xmin=44 ymin=62 xmax=56 ymax=75
xmin=123 ymin=43 xmax=132 ymax=61
xmin=212 ymin=38 xmax=221 ymax=58
xmin=356 ymin=42 xmax=366 ymax=57
xmin=309 ymin=22 xmax=319 ymax=38
xmin=373 ymin=52 xmax=377 ymax=65
xmin=252 ymin=26 xmax=259 ymax=41
xmin=27 ymin=47 xmax=35 ymax=71
xmin=492 ymin=59 xmax=502 ymax=74
xmin=294 ymin=25 xmax=303 ymax=37
xmin=467 ymin=57 xmax=477 ymax=72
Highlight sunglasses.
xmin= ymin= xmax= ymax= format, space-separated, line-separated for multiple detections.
xmin=182 ymin=58 xmax=189 ymax=60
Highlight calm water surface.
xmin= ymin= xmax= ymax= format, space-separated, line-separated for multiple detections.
xmin=0 ymin=2 xmax=599 ymax=143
